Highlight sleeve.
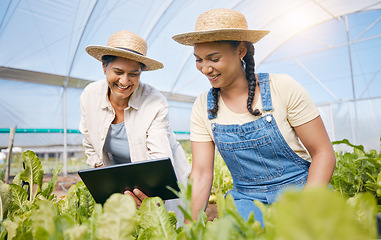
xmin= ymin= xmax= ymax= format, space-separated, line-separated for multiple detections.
xmin=190 ymin=93 xmax=213 ymax=142
xmin=282 ymin=75 xmax=320 ymax=127
xmin=78 ymin=88 xmax=102 ymax=168
xmin=145 ymin=98 xmax=174 ymax=161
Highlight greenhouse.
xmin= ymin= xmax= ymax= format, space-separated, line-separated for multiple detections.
xmin=0 ymin=0 xmax=381 ymax=239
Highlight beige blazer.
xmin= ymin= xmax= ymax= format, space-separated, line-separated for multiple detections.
xmin=79 ymin=80 xmax=191 ymax=185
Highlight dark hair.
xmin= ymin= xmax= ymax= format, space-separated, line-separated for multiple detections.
xmin=102 ymin=55 xmax=117 ymax=67
xmin=101 ymin=55 xmax=146 ymax=70
xmin=208 ymin=41 xmax=261 ymax=117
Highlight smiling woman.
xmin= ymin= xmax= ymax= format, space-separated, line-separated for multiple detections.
xmin=172 ymin=8 xmax=336 ymax=227
xmin=79 ymin=30 xmax=191 ymax=221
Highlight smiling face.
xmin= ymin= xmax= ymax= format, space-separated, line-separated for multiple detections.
xmin=193 ymin=41 xmax=247 ymax=89
xmin=103 ymin=57 xmax=142 ymax=106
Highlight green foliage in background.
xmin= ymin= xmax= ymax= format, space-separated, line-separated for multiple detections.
xmin=330 ymin=139 xmax=381 ymax=210
xmin=179 ymin=140 xmax=233 ymax=203
xmin=0 ymin=143 xmax=380 ymax=239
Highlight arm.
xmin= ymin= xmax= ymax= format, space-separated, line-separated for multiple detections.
xmin=79 ymin=90 xmax=103 ymax=168
xmin=145 ymin=101 xmax=174 ymax=160
xmin=294 ymin=116 xmax=336 ymax=188
xmin=189 ymin=141 xmax=215 ymax=221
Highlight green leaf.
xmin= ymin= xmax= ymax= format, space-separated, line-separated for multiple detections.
xmin=31 ymin=200 xmax=56 ymax=239
xmin=77 ymin=183 xmax=96 ymax=224
xmin=97 ymin=194 xmax=136 ymax=240
xmin=64 ymin=225 xmax=88 ymax=240
xmin=216 ymin=192 xmax=226 ymax=218
xmin=347 ymin=192 xmax=378 ymax=236
xmin=0 ymin=180 xmax=12 ymax=221
xmin=19 ymin=150 xmax=43 ymax=202
xmin=2 ymin=219 xmax=18 ymax=240
xmin=137 ymin=197 xmax=177 ymax=239
xmin=83 ymin=203 xmax=102 ymax=240
xmin=332 ymin=139 xmax=372 ymax=158
xmin=0 ymin=221 xmax=7 ymax=240
xmin=9 ymin=183 xmax=28 ymax=213
xmin=41 ymin=165 xmax=62 ymax=200
xmin=203 ymin=215 xmax=245 ymax=240
xmin=272 ymin=187 xmax=375 ymax=240
xmin=0 ymin=169 xmax=4 ymax=182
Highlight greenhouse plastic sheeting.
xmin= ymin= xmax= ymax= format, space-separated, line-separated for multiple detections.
xmin=0 ymin=0 xmax=380 ymax=151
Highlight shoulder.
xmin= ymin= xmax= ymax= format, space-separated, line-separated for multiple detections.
xmin=137 ymin=82 xmax=168 ymax=106
xmin=268 ymin=73 xmax=311 ymax=100
xmin=269 ymin=73 xmax=299 ymax=87
xmin=82 ymin=80 xmax=107 ymax=95
xmin=193 ymin=91 xmax=209 ymax=111
xmin=81 ymin=80 xmax=107 ymax=101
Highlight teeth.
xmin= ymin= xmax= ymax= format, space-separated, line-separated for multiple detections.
xmin=209 ymin=74 xmax=220 ymax=80
xmin=116 ymin=83 xmax=129 ymax=89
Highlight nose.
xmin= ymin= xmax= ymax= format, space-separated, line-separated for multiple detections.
xmin=119 ymin=74 xmax=129 ymax=85
xmin=201 ymin=64 xmax=213 ymax=75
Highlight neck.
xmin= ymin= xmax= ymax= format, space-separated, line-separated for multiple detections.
xmin=108 ymin=91 xmax=129 ymax=110
xmin=220 ymin=74 xmax=248 ymax=100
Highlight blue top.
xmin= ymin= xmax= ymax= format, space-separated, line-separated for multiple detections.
xmin=103 ymin=122 xmax=131 ymax=164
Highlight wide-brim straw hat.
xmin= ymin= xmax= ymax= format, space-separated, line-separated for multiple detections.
xmin=172 ymin=9 xmax=270 ymax=45
xmin=86 ymin=30 xmax=163 ymax=71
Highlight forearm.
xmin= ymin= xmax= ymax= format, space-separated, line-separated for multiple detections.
xmin=188 ymin=141 xmax=215 ymax=222
xmin=190 ymin=172 xmax=213 ymax=220
xmin=294 ymin=116 xmax=336 ymax=188
xmin=305 ymin=150 xmax=336 ymax=188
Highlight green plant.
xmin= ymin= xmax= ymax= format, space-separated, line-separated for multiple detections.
xmin=210 ymin=153 xmax=233 ymax=203
xmin=1 ymin=149 xmax=379 ymax=239
xmin=330 ymin=139 xmax=381 ymax=209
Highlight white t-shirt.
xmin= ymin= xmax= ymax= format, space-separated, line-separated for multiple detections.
xmin=190 ymin=73 xmax=320 ymax=161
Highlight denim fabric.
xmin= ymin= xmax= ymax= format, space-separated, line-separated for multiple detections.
xmin=208 ymin=73 xmax=310 ymax=227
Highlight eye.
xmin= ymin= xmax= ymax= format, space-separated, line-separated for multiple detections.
xmin=114 ymin=70 xmax=123 ymax=75
xmin=129 ymin=73 xmax=140 ymax=77
xmin=211 ymin=57 xmax=220 ymax=62
xmin=195 ymin=58 xmax=202 ymax=63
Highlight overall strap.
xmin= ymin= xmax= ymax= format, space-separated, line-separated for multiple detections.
xmin=207 ymin=88 xmax=216 ymax=120
xmin=257 ymin=73 xmax=273 ymax=112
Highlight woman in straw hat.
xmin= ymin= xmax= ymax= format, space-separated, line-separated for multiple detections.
xmin=173 ymin=9 xmax=336 ymax=226
xmin=79 ymin=30 xmax=191 ymax=218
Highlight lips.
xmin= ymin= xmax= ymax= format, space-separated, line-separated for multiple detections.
xmin=208 ymin=74 xmax=220 ymax=81
xmin=115 ymin=83 xmax=131 ymax=90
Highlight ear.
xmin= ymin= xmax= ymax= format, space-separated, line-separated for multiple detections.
xmin=238 ymin=42 xmax=247 ymax=59
xmin=102 ymin=63 xmax=106 ymax=74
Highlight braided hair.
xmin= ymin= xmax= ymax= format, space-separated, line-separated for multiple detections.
xmin=208 ymin=41 xmax=261 ymax=117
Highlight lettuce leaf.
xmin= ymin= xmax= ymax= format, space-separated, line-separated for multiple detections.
xmin=137 ymin=197 xmax=177 ymax=239
xmin=0 ymin=180 xmax=12 ymax=221
xmin=97 ymin=193 xmax=136 ymax=239
xmin=271 ymin=187 xmax=376 ymax=240
xmin=19 ymin=150 xmax=43 ymax=202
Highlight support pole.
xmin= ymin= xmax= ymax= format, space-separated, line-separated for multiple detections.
xmin=4 ymin=127 xmax=16 ymax=182
xmin=63 ymin=86 xmax=68 ymax=176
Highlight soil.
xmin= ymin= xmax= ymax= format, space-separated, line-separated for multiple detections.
xmin=51 ymin=174 xmax=219 ymax=221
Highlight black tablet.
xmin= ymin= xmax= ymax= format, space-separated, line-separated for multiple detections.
xmin=78 ymin=157 xmax=180 ymax=204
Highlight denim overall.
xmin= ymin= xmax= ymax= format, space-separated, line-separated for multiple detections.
xmin=208 ymin=73 xmax=310 ymax=226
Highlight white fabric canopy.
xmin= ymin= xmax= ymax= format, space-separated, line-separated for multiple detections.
xmin=0 ymin=0 xmax=380 ymax=151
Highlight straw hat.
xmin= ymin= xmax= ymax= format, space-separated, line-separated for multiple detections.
xmin=172 ymin=9 xmax=270 ymax=45
xmin=86 ymin=30 xmax=163 ymax=71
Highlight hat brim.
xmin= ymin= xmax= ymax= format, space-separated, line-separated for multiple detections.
xmin=86 ymin=46 xmax=163 ymax=71
xmin=172 ymin=29 xmax=270 ymax=46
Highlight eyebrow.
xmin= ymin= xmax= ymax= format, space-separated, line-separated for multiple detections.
xmin=112 ymin=67 xmax=141 ymax=73
xmin=194 ymin=52 xmax=221 ymax=58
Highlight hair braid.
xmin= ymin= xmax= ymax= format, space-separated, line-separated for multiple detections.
xmin=208 ymin=87 xmax=220 ymax=117
xmin=243 ymin=42 xmax=261 ymax=116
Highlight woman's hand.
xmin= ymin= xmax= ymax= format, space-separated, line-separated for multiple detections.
xmin=124 ymin=188 xmax=148 ymax=208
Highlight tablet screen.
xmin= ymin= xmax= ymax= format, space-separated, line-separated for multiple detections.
xmin=78 ymin=157 xmax=180 ymax=204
